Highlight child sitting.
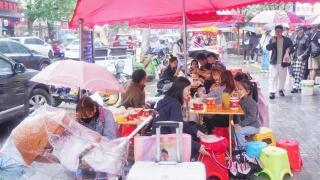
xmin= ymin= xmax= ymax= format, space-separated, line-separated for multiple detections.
xmin=234 ymin=79 xmax=261 ymax=149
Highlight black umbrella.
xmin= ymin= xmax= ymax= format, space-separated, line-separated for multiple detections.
xmin=188 ymin=48 xmax=219 ymax=59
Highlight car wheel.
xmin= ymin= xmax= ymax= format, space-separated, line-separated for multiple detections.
xmin=104 ymin=93 xmax=120 ymax=106
xmin=48 ymin=50 xmax=54 ymax=58
xmin=40 ymin=62 xmax=50 ymax=70
xmin=29 ymin=88 xmax=51 ymax=113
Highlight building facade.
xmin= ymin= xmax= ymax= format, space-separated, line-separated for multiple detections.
xmin=0 ymin=0 xmax=22 ymax=36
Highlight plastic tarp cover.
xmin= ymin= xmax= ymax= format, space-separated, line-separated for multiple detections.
xmin=0 ymin=106 xmax=130 ymax=179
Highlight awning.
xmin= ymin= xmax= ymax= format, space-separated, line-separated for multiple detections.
xmin=0 ymin=10 xmax=23 ymax=19
xmin=69 ymin=0 xmax=317 ymax=28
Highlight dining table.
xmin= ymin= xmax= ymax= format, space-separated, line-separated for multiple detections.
xmin=189 ymin=104 xmax=244 ymax=156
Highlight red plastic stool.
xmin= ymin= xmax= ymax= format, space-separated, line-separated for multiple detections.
xmin=276 ymin=139 xmax=302 ymax=172
xmin=199 ymin=153 xmax=229 ymax=180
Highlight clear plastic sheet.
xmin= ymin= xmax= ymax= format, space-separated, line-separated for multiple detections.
xmin=0 ymin=106 xmax=130 ymax=179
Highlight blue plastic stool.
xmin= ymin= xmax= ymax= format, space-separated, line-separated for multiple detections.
xmin=246 ymin=141 xmax=267 ymax=158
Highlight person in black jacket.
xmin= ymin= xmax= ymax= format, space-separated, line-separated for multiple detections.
xmin=266 ymin=25 xmax=293 ymax=99
xmin=152 ymin=77 xmax=209 ymax=159
xmin=156 ymin=56 xmax=181 ymax=96
xmin=291 ymin=26 xmax=310 ymax=93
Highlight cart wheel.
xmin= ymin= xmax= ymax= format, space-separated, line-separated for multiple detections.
xmin=104 ymin=93 xmax=120 ymax=106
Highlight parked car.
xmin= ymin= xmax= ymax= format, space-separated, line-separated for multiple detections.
xmin=64 ymin=39 xmax=107 ymax=60
xmin=112 ymin=34 xmax=136 ymax=49
xmin=0 ymin=39 xmax=51 ymax=70
xmin=0 ymin=53 xmax=52 ymax=124
xmin=11 ymin=37 xmax=54 ymax=58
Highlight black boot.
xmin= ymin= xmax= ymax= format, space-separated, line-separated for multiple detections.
xmin=291 ymin=88 xmax=298 ymax=93
xmin=269 ymin=93 xmax=275 ymax=99
xmin=279 ymin=90 xmax=285 ymax=97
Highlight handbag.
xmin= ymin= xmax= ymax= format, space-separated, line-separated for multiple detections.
xmin=229 ymin=150 xmax=263 ymax=179
xmin=229 ymin=126 xmax=264 ymax=179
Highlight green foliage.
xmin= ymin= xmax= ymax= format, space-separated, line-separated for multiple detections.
xmin=240 ymin=3 xmax=293 ymax=22
xmin=24 ymin=0 xmax=77 ymax=23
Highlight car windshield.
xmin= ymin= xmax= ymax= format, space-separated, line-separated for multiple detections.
xmin=109 ymin=48 xmax=127 ymax=56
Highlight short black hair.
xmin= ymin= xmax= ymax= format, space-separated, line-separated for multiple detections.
xmin=166 ymin=77 xmax=191 ymax=104
xmin=275 ymin=25 xmax=284 ymax=30
xmin=207 ymin=52 xmax=218 ymax=59
xmin=196 ymin=53 xmax=207 ymax=61
xmin=132 ymin=69 xmax=146 ymax=83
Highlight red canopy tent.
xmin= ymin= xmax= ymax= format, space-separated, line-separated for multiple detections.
xmin=69 ymin=0 xmax=317 ymax=71
xmin=128 ymin=11 xmax=244 ymax=29
xmin=69 ymin=0 xmax=316 ymax=28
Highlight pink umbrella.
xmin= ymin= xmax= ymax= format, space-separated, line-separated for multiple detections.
xmin=307 ymin=14 xmax=320 ymax=25
xmin=250 ymin=10 xmax=305 ymax=24
xmin=31 ymin=60 xmax=123 ymax=93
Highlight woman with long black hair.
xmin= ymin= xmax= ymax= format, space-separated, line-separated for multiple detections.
xmin=152 ymin=77 xmax=208 ymax=159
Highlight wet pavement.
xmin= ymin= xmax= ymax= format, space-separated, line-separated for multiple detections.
xmin=1 ymin=54 xmax=319 ymax=179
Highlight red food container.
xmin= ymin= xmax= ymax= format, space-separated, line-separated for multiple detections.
xmin=137 ymin=108 xmax=144 ymax=116
xmin=143 ymin=109 xmax=150 ymax=117
xmin=128 ymin=113 xmax=138 ymax=121
xmin=206 ymin=98 xmax=216 ymax=105
xmin=193 ymin=103 xmax=204 ymax=110
xmin=230 ymin=97 xmax=240 ymax=110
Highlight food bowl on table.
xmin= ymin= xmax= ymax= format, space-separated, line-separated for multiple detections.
xmin=193 ymin=103 xmax=204 ymax=110
xmin=230 ymin=97 xmax=240 ymax=110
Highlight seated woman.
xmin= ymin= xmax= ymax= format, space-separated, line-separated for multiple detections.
xmin=209 ymin=67 xmax=224 ymax=93
xmin=188 ymin=59 xmax=199 ymax=75
xmin=157 ymin=55 xmax=181 ymax=95
xmin=76 ymin=96 xmax=118 ymax=179
xmin=120 ymin=69 xmax=147 ymax=108
xmin=234 ymin=79 xmax=261 ymax=149
xmin=76 ymin=96 xmax=117 ymax=140
xmin=152 ymin=77 xmax=208 ymax=159
xmin=203 ymin=70 xmax=236 ymax=133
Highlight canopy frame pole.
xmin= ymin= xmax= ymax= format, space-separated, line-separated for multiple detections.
xmin=182 ymin=0 xmax=188 ymax=75
xmin=79 ymin=19 xmax=84 ymax=61
xmin=182 ymin=0 xmax=190 ymax=121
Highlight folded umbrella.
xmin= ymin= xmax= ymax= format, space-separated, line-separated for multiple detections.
xmin=31 ymin=60 xmax=123 ymax=93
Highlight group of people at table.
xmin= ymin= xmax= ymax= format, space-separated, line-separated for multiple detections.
xmin=75 ymin=52 xmax=261 ymax=160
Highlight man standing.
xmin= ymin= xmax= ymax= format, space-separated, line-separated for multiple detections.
xmin=308 ymin=24 xmax=320 ymax=81
xmin=266 ymin=25 xmax=293 ymax=99
xmin=291 ymin=26 xmax=310 ymax=93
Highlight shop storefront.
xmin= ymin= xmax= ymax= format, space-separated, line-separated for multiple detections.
xmin=0 ymin=0 xmax=22 ymax=36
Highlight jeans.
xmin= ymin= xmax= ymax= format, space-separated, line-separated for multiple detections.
xmin=235 ymin=126 xmax=259 ymax=149
xmin=261 ymin=50 xmax=270 ymax=71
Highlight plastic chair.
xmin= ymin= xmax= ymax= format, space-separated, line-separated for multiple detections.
xmin=199 ymin=153 xmax=229 ymax=180
xmin=252 ymin=127 xmax=276 ymax=146
xmin=256 ymin=146 xmax=293 ymax=180
xmin=246 ymin=141 xmax=267 ymax=158
xmin=277 ymin=139 xmax=303 ymax=172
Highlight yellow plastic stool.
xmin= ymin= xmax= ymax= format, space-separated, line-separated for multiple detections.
xmin=256 ymin=146 xmax=293 ymax=180
xmin=252 ymin=127 xmax=276 ymax=146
